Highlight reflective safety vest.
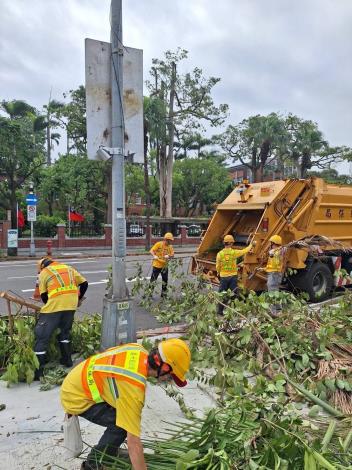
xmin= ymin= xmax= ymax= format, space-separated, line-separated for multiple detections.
xmin=43 ymin=263 xmax=79 ymax=299
xmin=266 ymin=248 xmax=284 ymax=273
xmin=82 ymin=344 xmax=148 ymax=404
xmin=218 ymin=249 xmax=238 ymax=275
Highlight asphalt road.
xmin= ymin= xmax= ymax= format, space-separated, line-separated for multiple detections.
xmin=0 ymin=255 xmax=191 ymax=331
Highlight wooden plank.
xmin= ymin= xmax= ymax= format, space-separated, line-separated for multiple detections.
xmin=0 ymin=291 xmax=41 ymax=312
xmin=136 ymin=324 xmax=187 ymax=338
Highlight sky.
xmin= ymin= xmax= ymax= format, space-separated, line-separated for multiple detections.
xmin=1 ymin=0 xmax=352 ymax=173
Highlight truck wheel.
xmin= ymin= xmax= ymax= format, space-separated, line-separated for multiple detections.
xmin=289 ymin=262 xmax=333 ymax=302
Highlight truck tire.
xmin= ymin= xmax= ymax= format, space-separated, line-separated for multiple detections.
xmin=289 ymin=262 xmax=333 ymax=302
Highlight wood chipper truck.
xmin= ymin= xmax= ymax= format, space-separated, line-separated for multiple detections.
xmin=191 ymin=178 xmax=352 ymax=301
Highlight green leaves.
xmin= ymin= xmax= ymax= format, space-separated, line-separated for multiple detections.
xmin=0 ymin=315 xmax=101 ymax=386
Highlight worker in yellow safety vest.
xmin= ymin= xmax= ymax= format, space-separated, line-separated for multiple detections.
xmin=216 ymin=234 xmax=254 ymax=314
xmin=61 ymin=338 xmax=191 ymax=470
xmin=265 ymin=234 xmax=287 ymax=316
xmin=34 ymin=257 xmax=88 ymax=380
xmin=149 ymin=232 xmax=175 ymax=297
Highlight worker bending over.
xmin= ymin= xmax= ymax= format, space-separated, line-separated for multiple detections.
xmin=61 ymin=338 xmax=191 ymax=470
xmin=149 ymin=232 xmax=174 ymax=297
xmin=265 ymin=235 xmax=286 ymax=316
xmin=34 ymin=257 xmax=88 ymax=380
xmin=216 ymin=234 xmax=254 ymax=314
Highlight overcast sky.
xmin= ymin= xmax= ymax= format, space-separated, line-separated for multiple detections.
xmin=1 ymin=0 xmax=351 ymax=173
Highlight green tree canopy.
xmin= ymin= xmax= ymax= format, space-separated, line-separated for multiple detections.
xmin=0 ymin=101 xmax=46 ymax=227
xmin=146 ymin=48 xmax=228 ymax=217
xmin=36 ymin=154 xmax=108 ymax=225
xmin=283 ymin=115 xmax=352 ymax=177
xmin=173 ymin=157 xmax=231 ymax=216
xmin=216 ymin=113 xmax=287 ymax=182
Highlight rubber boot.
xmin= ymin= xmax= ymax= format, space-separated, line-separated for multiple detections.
xmin=34 ymin=353 xmax=46 ymax=381
xmin=81 ymin=460 xmax=104 ymax=470
xmin=59 ymin=342 xmax=73 ymax=367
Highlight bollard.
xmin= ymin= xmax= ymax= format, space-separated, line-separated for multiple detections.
xmin=47 ymin=239 xmax=52 ymax=256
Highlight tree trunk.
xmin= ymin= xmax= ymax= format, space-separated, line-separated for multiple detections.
xmin=66 ymin=129 xmax=70 ymax=155
xmin=300 ymin=152 xmax=310 ymax=178
xmin=107 ymin=167 xmax=112 ymax=224
xmin=10 ymin=189 xmax=17 ymax=230
xmin=258 ymin=140 xmax=270 ymax=182
xmin=46 ymin=110 xmax=51 ymax=165
xmin=143 ymin=121 xmax=151 ymax=250
xmin=47 ymin=194 xmax=53 ymax=217
xmin=159 ymin=145 xmax=167 ymax=217
xmin=164 ymin=61 xmax=177 ymax=218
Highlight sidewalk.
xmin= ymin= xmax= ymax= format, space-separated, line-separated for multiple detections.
xmin=0 ymin=377 xmax=214 ymax=469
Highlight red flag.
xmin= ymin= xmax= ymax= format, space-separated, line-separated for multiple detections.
xmin=17 ymin=208 xmax=25 ymax=228
xmin=69 ymin=210 xmax=85 ymax=222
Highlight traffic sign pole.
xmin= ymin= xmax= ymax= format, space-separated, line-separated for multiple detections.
xmin=26 ymin=190 xmax=37 ymax=257
xmin=30 ymin=221 xmax=35 ymax=257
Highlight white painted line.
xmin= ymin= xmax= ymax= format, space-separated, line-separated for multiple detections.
xmin=0 ymin=258 xmax=99 ymax=268
xmin=88 ymin=279 xmax=108 ymax=286
xmin=21 ymin=277 xmax=150 ymax=293
xmin=126 ymin=276 xmax=151 ymax=282
xmin=81 ymin=270 xmax=108 ymax=274
xmin=8 ymin=275 xmax=37 ymax=280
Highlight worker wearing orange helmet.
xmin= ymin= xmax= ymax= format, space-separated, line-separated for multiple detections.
xmin=216 ymin=234 xmax=254 ymax=314
xmin=33 ymin=256 xmax=88 ymax=380
xmin=149 ymin=232 xmax=175 ymax=297
xmin=61 ymin=338 xmax=191 ymax=470
xmin=265 ymin=235 xmax=287 ymax=316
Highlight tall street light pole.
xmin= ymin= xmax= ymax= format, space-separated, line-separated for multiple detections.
xmin=101 ymin=0 xmax=136 ymax=349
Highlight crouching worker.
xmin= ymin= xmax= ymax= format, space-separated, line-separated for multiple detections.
xmin=60 ymin=338 xmax=191 ymax=470
xmin=34 ymin=257 xmax=88 ymax=380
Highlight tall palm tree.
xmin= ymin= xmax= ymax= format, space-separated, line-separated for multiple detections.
xmin=43 ymin=98 xmax=64 ymax=165
xmin=1 ymin=100 xmax=35 ymax=119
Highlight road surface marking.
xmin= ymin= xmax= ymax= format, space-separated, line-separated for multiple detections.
xmin=8 ymin=275 xmax=37 ymax=279
xmin=0 ymin=259 xmax=99 ymax=268
xmin=126 ymin=276 xmax=151 ymax=282
xmin=81 ymin=270 xmax=108 ymax=274
xmin=21 ymin=277 xmax=150 ymax=292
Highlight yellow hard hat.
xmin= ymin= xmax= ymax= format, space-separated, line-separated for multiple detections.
xmin=223 ymin=234 xmax=235 ymax=243
xmin=269 ymin=235 xmax=282 ymax=245
xmin=164 ymin=232 xmax=174 ymax=241
xmin=158 ymin=338 xmax=191 ymax=387
xmin=37 ymin=256 xmax=53 ymax=272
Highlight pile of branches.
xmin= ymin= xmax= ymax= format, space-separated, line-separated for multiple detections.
xmin=101 ymin=399 xmax=352 ymax=469
xmin=0 ymin=314 xmax=102 ymax=386
xmin=132 ymin=263 xmax=352 ymax=416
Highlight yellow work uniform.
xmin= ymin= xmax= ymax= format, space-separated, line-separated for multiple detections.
xmin=265 ymin=248 xmax=285 ymax=273
xmin=151 ymin=241 xmax=174 ymax=269
xmin=61 ymin=344 xmax=148 ymax=437
xmin=216 ymin=245 xmax=252 ymax=277
xmin=39 ymin=262 xmax=86 ymax=313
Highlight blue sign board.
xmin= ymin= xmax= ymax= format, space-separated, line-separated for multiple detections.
xmin=26 ymin=194 xmax=38 ymax=205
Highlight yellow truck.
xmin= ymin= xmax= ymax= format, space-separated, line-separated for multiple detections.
xmin=191 ymin=178 xmax=352 ymax=301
